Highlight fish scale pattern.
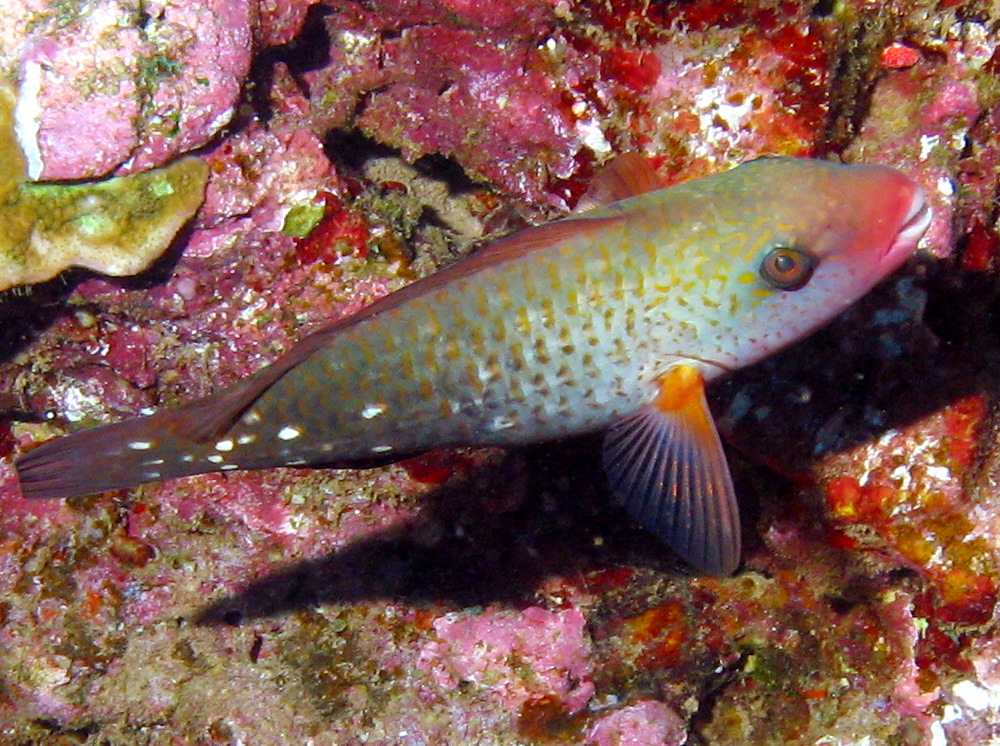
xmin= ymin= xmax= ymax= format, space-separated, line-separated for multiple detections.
xmin=220 ymin=231 xmax=659 ymax=473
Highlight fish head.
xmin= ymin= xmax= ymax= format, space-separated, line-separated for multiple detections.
xmin=787 ymin=159 xmax=931 ymax=286
xmin=691 ymin=157 xmax=931 ymax=374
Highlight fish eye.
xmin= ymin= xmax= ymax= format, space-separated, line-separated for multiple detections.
xmin=759 ymin=246 xmax=816 ymax=291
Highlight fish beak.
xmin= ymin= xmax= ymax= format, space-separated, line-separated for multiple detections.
xmin=884 ymin=186 xmax=931 ymax=264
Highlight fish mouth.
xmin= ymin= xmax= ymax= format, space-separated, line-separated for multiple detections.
xmin=884 ymin=186 xmax=932 ymax=263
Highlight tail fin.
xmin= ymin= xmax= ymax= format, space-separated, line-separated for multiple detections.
xmin=16 ymin=299 xmax=369 ymax=500
xmin=15 ymin=410 xmax=216 ymax=499
xmin=14 ymin=330 xmax=322 ymax=500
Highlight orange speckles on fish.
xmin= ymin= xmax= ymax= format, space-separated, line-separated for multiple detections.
xmin=17 ymin=154 xmax=931 ymax=575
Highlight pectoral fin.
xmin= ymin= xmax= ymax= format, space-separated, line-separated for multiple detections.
xmin=602 ymin=365 xmax=741 ymax=575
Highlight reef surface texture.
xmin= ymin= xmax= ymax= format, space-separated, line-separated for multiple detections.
xmin=2 ymin=0 xmax=1000 ymax=745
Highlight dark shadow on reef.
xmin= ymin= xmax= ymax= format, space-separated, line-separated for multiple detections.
xmin=196 ymin=436 xmax=695 ymax=623
xmin=0 ymin=221 xmax=197 ymax=367
xmin=197 ymin=254 xmax=1000 ymax=622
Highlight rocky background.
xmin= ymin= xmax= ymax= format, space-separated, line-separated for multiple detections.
xmin=1 ymin=0 xmax=1000 ymax=744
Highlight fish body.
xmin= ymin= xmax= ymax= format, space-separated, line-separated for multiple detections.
xmin=16 ymin=155 xmax=931 ymax=574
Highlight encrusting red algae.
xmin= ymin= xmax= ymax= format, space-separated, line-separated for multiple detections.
xmin=17 ymin=153 xmax=930 ymax=575
xmin=4 ymin=0 xmax=1000 ymax=743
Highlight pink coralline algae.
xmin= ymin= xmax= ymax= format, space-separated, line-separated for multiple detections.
xmin=197 ymin=66 xmax=336 ymax=240
xmin=305 ymin=1 xmax=596 ymax=209
xmin=11 ymin=0 xmax=320 ymax=180
xmin=587 ymin=700 xmax=687 ymax=746
xmin=417 ymin=606 xmax=595 ymax=714
xmin=3 ymin=0 xmax=1000 ymax=744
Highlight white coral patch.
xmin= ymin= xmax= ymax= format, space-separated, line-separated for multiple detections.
xmin=919 ymin=134 xmax=940 ymax=161
xmin=953 ymin=679 xmax=993 ymax=710
xmin=575 ymin=118 xmax=611 ymax=155
xmin=14 ymin=60 xmax=43 ymax=179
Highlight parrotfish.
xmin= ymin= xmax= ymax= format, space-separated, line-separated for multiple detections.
xmin=15 ymin=154 xmax=931 ymax=575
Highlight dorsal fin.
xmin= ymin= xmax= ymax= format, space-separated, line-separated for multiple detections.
xmin=573 ymin=152 xmax=667 ymax=214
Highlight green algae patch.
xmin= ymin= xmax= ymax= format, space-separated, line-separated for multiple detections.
xmin=282 ymin=201 xmax=327 ymax=238
xmin=0 ymin=81 xmax=208 ymax=291
xmin=3 ymin=156 xmax=209 ymax=287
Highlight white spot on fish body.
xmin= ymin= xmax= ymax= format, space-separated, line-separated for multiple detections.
xmin=286 ymin=458 xmax=308 ymax=466
xmin=372 ymin=445 xmax=393 ymax=454
xmin=361 ymin=403 xmax=386 ymax=419
xmin=181 ymin=455 xmax=195 ymax=463
xmin=237 ymin=434 xmax=256 ymax=445
xmin=490 ymin=416 xmax=515 ymax=431
xmin=215 ymin=439 xmax=234 ymax=452
xmin=128 ymin=441 xmax=154 ymax=450
xmin=144 ymin=471 xmax=161 ymax=480
xmin=278 ymin=426 xmax=302 ymax=441
xmin=207 ymin=454 xmax=224 ymax=464
xmin=144 ymin=458 xmax=166 ymax=466
xmin=221 ymin=464 xmax=239 ymax=471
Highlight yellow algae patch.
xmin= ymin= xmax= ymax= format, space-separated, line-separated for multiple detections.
xmin=0 ymin=83 xmax=24 ymax=200
xmin=0 ymin=82 xmax=208 ymax=291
